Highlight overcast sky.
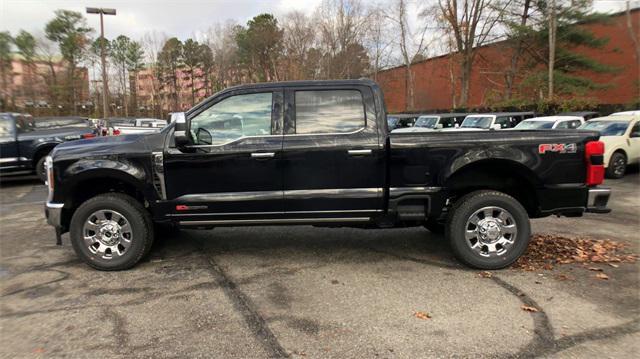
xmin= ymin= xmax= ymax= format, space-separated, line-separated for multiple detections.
xmin=0 ymin=0 xmax=634 ymax=43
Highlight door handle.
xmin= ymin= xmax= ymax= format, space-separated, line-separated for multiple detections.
xmin=251 ymin=152 xmax=275 ymax=159
xmin=348 ymin=149 xmax=372 ymax=156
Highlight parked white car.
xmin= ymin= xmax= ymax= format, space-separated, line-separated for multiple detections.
xmin=611 ymin=110 xmax=640 ymax=116
xmin=448 ymin=112 xmax=535 ymax=131
xmin=392 ymin=113 xmax=468 ymax=133
xmin=514 ymin=116 xmax=584 ymax=130
xmin=579 ymin=115 xmax=640 ymax=178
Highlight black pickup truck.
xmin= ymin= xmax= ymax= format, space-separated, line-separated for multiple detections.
xmin=0 ymin=113 xmax=96 ymax=181
xmin=44 ymin=80 xmax=611 ymax=271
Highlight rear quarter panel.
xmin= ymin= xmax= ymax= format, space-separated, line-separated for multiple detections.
xmin=389 ymin=130 xmax=601 ymax=188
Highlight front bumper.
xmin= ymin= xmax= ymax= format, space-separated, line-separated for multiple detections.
xmin=586 ymin=187 xmax=611 ymax=213
xmin=45 ymin=202 xmax=64 ymax=227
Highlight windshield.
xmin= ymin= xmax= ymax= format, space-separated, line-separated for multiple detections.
xmin=515 ymin=121 xmax=554 ymax=129
xmin=414 ymin=116 xmax=439 ymax=128
xmin=580 ymin=121 xmax=629 ymax=136
xmin=461 ymin=116 xmax=493 ymax=129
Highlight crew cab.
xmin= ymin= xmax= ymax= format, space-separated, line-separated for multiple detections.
xmin=391 ymin=113 xmax=468 ymax=133
xmin=1 ymin=113 xmax=96 ymax=181
xmin=44 ymin=80 xmax=611 ymax=271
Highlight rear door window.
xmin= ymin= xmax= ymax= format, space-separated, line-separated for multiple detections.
xmin=294 ymin=90 xmax=365 ymax=134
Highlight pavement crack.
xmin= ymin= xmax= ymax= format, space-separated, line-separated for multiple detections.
xmin=188 ymin=234 xmax=289 ymax=358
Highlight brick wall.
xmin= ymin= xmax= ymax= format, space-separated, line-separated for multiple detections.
xmin=376 ymin=9 xmax=640 ymax=113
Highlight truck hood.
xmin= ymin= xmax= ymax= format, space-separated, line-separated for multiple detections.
xmin=18 ymin=126 xmax=94 ymax=141
xmin=51 ymin=133 xmax=159 ymax=161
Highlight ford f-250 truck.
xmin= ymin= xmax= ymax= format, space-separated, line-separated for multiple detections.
xmin=44 ymin=80 xmax=611 ymax=271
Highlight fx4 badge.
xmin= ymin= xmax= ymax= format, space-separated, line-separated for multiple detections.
xmin=538 ymin=143 xmax=577 ymax=154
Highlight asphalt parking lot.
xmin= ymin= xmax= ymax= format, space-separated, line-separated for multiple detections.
xmin=0 ymin=173 xmax=638 ymax=358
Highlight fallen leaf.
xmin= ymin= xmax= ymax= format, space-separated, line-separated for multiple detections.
xmin=478 ymin=271 xmax=492 ymax=278
xmin=608 ymin=263 xmax=619 ymax=268
xmin=595 ymin=273 xmax=609 ymax=280
xmin=33 ymin=348 xmax=45 ymax=354
xmin=521 ymin=305 xmax=539 ymax=312
xmin=588 ymin=267 xmax=603 ymax=272
xmin=414 ymin=311 xmax=431 ymax=320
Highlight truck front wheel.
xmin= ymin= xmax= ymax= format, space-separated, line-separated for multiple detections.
xmin=446 ymin=190 xmax=531 ymax=270
xmin=69 ymin=193 xmax=154 ymax=271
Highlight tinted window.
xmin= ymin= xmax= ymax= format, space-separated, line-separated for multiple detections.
xmin=440 ymin=117 xmax=456 ymax=128
xmin=295 ymin=90 xmax=364 ymax=134
xmin=555 ymin=121 xmax=570 ymax=129
xmin=630 ymin=123 xmax=640 ymax=137
xmin=495 ymin=116 xmax=511 ymax=128
xmin=569 ymin=120 xmax=582 ymax=129
xmin=190 ymin=92 xmax=273 ymax=145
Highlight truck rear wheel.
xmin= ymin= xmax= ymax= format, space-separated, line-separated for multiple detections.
xmin=70 ymin=193 xmax=154 ymax=271
xmin=446 ymin=190 xmax=530 ymax=270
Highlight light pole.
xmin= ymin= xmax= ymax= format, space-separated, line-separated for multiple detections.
xmin=86 ymin=7 xmax=116 ymax=118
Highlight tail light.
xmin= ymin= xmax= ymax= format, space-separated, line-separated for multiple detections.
xmin=585 ymin=141 xmax=605 ymax=186
xmin=113 ymin=129 xmax=121 ymax=136
xmin=82 ymin=133 xmax=96 ymax=139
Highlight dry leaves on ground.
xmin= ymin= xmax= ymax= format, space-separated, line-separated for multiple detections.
xmin=595 ymin=273 xmax=609 ymax=280
xmin=521 ymin=305 xmax=539 ymax=312
xmin=512 ymin=234 xmax=637 ymax=271
xmin=414 ymin=311 xmax=432 ymax=320
xmin=478 ymin=271 xmax=493 ymax=278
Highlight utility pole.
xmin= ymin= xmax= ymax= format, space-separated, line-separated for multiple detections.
xmin=86 ymin=7 xmax=116 ymax=118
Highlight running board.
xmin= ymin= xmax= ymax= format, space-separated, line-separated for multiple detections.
xmin=179 ymin=217 xmax=371 ymax=226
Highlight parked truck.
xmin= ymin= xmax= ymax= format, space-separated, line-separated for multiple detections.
xmin=44 ymin=80 xmax=611 ymax=271
xmin=1 ymin=113 xmax=96 ymax=181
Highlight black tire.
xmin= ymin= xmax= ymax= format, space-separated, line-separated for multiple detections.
xmin=70 ymin=193 xmax=154 ymax=271
xmin=35 ymin=155 xmax=48 ymax=182
xmin=446 ymin=190 xmax=531 ymax=270
xmin=606 ymin=152 xmax=626 ymax=179
xmin=424 ymin=218 xmax=445 ymax=234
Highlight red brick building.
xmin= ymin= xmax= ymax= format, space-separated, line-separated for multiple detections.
xmin=377 ymin=9 xmax=639 ymax=113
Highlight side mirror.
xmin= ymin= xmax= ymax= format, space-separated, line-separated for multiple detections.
xmin=491 ymin=124 xmax=502 ymax=130
xmin=454 ymin=123 xmax=460 ymax=128
xmin=171 ymin=112 xmax=190 ymax=147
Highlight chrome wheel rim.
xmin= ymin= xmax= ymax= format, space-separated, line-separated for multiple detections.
xmin=612 ymin=157 xmax=625 ymax=176
xmin=464 ymin=206 xmax=517 ymax=257
xmin=83 ymin=210 xmax=132 ymax=259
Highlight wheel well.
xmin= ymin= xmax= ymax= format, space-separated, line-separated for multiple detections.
xmin=32 ymin=145 xmax=56 ymax=166
xmin=445 ymin=161 xmax=539 ymax=217
xmin=61 ymin=177 xmax=145 ymax=230
xmin=612 ymin=149 xmax=627 ymax=159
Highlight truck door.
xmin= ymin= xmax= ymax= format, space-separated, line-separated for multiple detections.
xmin=0 ymin=114 xmax=20 ymax=170
xmin=281 ymin=86 xmax=385 ymax=219
xmin=163 ymin=89 xmax=284 ymax=219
